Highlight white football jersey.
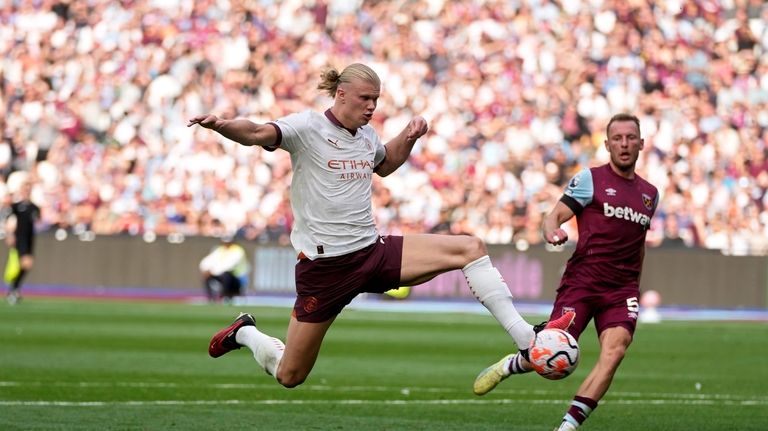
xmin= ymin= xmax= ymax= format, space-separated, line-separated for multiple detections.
xmin=273 ymin=110 xmax=387 ymax=259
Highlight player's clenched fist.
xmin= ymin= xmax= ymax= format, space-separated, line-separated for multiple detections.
xmin=406 ymin=116 xmax=428 ymax=142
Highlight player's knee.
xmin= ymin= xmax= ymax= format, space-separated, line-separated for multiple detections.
xmin=601 ymin=342 xmax=629 ymax=366
xmin=609 ymin=344 xmax=627 ymax=360
xmin=277 ymin=377 xmax=304 ymax=389
xmin=461 ymin=235 xmax=488 ymax=262
xmin=275 ymin=369 xmax=307 ymax=388
xmin=20 ymin=256 xmax=34 ymax=270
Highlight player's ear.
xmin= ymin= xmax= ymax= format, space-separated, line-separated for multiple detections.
xmin=336 ymin=86 xmax=345 ymax=103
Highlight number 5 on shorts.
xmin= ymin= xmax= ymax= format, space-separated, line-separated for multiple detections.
xmin=626 ymin=297 xmax=639 ymax=313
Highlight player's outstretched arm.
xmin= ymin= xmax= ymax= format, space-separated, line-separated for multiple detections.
xmin=542 ymin=201 xmax=574 ymax=245
xmin=187 ymin=114 xmax=278 ymax=148
xmin=376 ymin=116 xmax=428 ymax=177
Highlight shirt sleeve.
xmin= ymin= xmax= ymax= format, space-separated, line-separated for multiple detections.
xmin=561 ymin=168 xmax=593 ymax=213
xmin=372 ymin=133 xmax=386 ymax=168
xmin=273 ymin=111 xmax=309 ymax=154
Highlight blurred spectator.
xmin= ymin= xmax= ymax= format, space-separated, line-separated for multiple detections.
xmin=648 ymin=214 xmax=697 ymax=249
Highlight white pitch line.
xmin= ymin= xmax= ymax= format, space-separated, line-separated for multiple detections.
xmin=1 ymin=381 xmax=766 ymax=403
xmin=0 ymin=398 xmax=766 ymax=407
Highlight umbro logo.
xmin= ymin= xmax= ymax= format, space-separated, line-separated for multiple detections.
xmin=605 ymin=188 xmax=617 ymax=196
xmin=327 ymin=138 xmax=340 ymax=148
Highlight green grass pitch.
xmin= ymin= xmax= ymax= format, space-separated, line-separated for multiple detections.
xmin=1 ymin=298 xmax=766 ymax=430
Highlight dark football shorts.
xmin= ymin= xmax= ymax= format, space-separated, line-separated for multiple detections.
xmin=15 ymin=233 xmax=34 ymax=257
xmin=549 ymin=282 xmax=640 ymax=340
xmin=293 ymin=235 xmax=403 ymax=323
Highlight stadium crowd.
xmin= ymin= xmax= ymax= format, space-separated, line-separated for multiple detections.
xmin=1 ymin=0 xmax=767 ymax=255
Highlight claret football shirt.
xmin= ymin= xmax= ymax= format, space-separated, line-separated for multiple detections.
xmin=558 ymin=163 xmax=658 ymax=288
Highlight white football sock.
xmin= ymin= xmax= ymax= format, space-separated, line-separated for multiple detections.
xmin=463 ymin=255 xmax=534 ymax=348
xmin=236 ymin=326 xmax=285 ymax=377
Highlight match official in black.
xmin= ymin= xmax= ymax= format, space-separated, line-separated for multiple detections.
xmin=4 ymin=180 xmax=40 ymax=305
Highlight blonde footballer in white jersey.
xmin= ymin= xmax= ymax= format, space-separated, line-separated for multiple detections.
xmin=275 ymin=109 xmax=384 ymax=258
xmin=188 ymin=63 xmax=574 ymax=389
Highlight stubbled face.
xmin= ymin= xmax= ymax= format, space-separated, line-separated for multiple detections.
xmin=336 ymin=78 xmax=380 ymax=129
xmin=605 ymin=120 xmax=643 ymax=176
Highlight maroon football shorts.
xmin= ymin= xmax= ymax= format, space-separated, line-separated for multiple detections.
xmin=293 ymin=235 xmax=403 ymax=323
xmin=549 ymin=282 xmax=640 ymax=340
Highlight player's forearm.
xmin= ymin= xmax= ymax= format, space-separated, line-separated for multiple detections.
xmin=375 ymin=116 xmax=428 ymax=176
xmin=378 ymin=130 xmax=418 ymax=176
xmin=213 ymin=119 xmax=275 ymax=147
xmin=387 ymin=134 xmax=416 ymax=166
xmin=541 ymin=215 xmax=560 ymax=237
xmin=541 ymin=201 xmax=574 ymax=239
